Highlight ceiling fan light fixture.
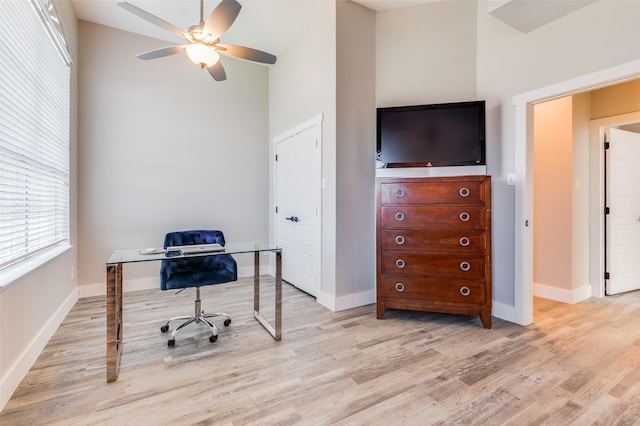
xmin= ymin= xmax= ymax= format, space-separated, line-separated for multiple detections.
xmin=186 ymin=43 xmax=219 ymax=68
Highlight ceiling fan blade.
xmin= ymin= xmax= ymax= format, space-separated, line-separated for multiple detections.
xmin=137 ymin=45 xmax=187 ymax=60
xmin=208 ymin=61 xmax=227 ymax=81
xmin=117 ymin=2 xmax=192 ymax=42
xmin=217 ymin=44 xmax=276 ymax=65
xmin=203 ymin=0 xmax=242 ymax=40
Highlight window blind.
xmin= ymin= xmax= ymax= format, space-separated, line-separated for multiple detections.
xmin=0 ymin=0 xmax=71 ymax=269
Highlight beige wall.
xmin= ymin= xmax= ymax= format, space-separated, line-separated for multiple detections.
xmin=531 ymin=80 xmax=640 ymax=302
xmin=533 ymin=97 xmax=574 ymax=291
xmin=591 ymin=79 xmax=640 ymax=120
xmin=571 ymin=93 xmax=592 ymax=295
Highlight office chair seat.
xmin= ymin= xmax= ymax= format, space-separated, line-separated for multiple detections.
xmin=160 ymin=230 xmax=237 ymax=347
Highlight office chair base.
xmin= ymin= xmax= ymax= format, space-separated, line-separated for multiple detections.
xmin=161 ymin=287 xmax=231 ymax=347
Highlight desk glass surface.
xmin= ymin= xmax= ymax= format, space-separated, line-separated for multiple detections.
xmin=106 ymin=241 xmax=280 ymax=265
xmin=104 ymin=240 xmax=282 ymax=382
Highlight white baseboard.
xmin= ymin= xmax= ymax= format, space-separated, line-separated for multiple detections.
xmin=316 ymin=289 xmax=376 ymax=312
xmin=78 ymin=265 xmax=265 ymax=298
xmin=0 ymin=288 xmax=78 ymax=412
xmin=533 ymin=282 xmax=592 ymax=304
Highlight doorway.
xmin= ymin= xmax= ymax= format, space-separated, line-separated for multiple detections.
xmin=605 ymin=127 xmax=640 ymax=295
xmin=514 ymin=59 xmax=640 ymax=325
xmin=532 ymin=100 xmax=640 ymax=307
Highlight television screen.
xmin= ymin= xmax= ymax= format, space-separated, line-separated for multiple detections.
xmin=377 ymin=101 xmax=485 ymax=167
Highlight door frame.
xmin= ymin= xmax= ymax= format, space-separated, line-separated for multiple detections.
xmin=272 ymin=114 xmax=323 ymax=295
xmin=591 ymin=113 xmax=640 ymax=297
xmin=513 ymin=59 xmax=640 ymax=326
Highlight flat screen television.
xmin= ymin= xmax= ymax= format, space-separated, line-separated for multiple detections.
xmin=377 ymin=100 xmax=485 ymax=167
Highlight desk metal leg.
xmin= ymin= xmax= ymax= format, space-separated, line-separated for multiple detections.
xmin=253 ymin=250 xmax=282 ymax=340
xmin=274 ymin=250 xmax=282 ymax=339
xmin=106 ymin=263 xmax=123 ymax=382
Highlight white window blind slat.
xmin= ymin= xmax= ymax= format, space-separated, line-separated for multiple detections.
xmin=0 ymin=0 xmax=70 ymax=269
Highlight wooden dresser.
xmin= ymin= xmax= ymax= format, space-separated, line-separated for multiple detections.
xmin=375 ymin=175 xmax=492 ymax=328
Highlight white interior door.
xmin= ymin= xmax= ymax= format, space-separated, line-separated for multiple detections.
xmin=606 ymin=127 xmax=640 ymax=295
xmin=274 ymin=117 xmax=322 ymax=297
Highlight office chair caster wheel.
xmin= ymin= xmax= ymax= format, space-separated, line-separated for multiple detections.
xmin=223 ymin=319 xmax=231 ymax=327
xmin=209 ymin=335 xmax=218 ymax=343
xmin=160 ymin=325 xmax=169 ymax=333
xmin=168 ymin=339 xmax=175 ymax=347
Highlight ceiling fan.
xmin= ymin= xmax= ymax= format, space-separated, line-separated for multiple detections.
xmin=117 ymin=0 xmax=277 ymax=81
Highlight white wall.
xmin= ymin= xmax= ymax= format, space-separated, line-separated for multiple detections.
xmin=0 ymin=0 xmax=78 ymax=411
xmin=77 ymin=21 xmax=270 ymax=294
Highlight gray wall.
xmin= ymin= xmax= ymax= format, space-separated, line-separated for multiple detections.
xmin=268 ymin=1 xmax=339 ymax=305
xmin=335 ymin=1 xmax=376 ymax=299
xmin=7 ymin=0 xmax=640 ymax=409
xmin=77 ymin=21 xmax=270 ymax=293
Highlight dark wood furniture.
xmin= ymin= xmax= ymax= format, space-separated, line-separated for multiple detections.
xmin=376 ymin=175 xmax=492 ymax=328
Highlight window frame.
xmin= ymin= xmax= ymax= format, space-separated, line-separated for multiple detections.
xmin=0 ymin=0 xmax=73 ymax=285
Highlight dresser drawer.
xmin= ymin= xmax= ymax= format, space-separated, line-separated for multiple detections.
xmin=380 ymin=206 xmax=486 ymax=230
xmin=380 ymin=229 xmax=486 ymax=253
xmin=381 ymin=180 xmax=486 ymax=206
xmin=381 ymin=252 xmax=485 ymax=279
xmin=380 ymin=276 xmax=485 ymax=304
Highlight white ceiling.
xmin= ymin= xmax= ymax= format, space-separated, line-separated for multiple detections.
xmin=70 ymin=0 xmax=437 ymax=56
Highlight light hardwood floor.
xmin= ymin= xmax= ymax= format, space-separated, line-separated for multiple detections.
xmin=2 ymin=277 xmax=640 ymax=425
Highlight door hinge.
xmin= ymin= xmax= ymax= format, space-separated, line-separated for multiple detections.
xmin=275 ymin=154 xmax=278 ymax=161
xmin=605 ymin=206 xmax=610 ymax=215
xmin=275 ymin=206 xmax=278 ymax=213
xmin=604 ymin=142 xmax=610 ymax=150
xmin=605 ymin=272 xmax=610 ymax=280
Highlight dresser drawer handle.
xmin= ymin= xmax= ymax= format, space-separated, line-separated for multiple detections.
xmin=459 ymin=261 xmax=471 ymax=271
xmin=395 ymin=282 xmax=405 ymax=292
xmin=460 ymin=286 xmax=471 ymax=296
xmin=395 ymin=212 xmax=405 ymax=221
xmin=395 ymin=235 xmax=405 ymax=245
xmin=395 ymin=259 xmax=406 ymax=269
xmin=459 ymin=212 xmax=470 ymax=222
xmin=459 ymin=187 xmax=470 ymax=197
xmin=395 ymin=189 xmax=405 ymax=198
xmin=459 ymin=237 xmax=470 ymax=247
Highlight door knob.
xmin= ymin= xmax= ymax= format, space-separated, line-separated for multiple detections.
xmin=285 ymin=216 xmax=299 ymax=222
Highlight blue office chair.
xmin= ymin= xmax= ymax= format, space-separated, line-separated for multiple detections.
xmin=160 ymin=230 xmax=237 ymax=347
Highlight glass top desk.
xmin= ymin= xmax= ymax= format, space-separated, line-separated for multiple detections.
xmin=105 ymin=242 xmax=282 ymax=383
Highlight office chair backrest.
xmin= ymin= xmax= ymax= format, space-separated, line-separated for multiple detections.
xmin=160 ymin=230 xmax=236 ymax=290
xmin=163 ymin=230 xmax=226 ymax=248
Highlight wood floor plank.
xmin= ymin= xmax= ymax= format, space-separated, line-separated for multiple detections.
xmin=2 ymin=279 xmax=640 ymax=425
